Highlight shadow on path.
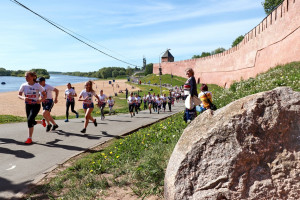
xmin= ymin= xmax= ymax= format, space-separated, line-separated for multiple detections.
xmin=0 ymin=177 xmax=30 ymax=200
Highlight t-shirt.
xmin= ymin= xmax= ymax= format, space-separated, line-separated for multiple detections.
xmin=107 ymin=99 xmax=114 ymax=106
xmin=198 ymin=91 xmax=213 ymax=108
xmin=167 ymin=96 xmax=173 ymax=103
xmin=19 ymin=82 xmax=45 ymax=104
xmin=41 ymin=84 xmax=55 ymax=99
xmin=146 ymin=95 xmax=152 ymax=102
xmin=65 ymin=88 xmax=76 ymax=102
xmin=161 ymin=96 xmax=167 ymax=102
xmin=98 ymin=94 xmax=107 ymax=104
xmin=79 ymin=89 xmax=96 ymax=105
xmin=127 ymin=96 xmax=135 ymax=105
xmin=143 ymin=96 xmax=147 ymax=102
xmin=136 ymin=96 xmax=141 ymax=104
xmin=156 ymin=99 xmax=162 ymax=106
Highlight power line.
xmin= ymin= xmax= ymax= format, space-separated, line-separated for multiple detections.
xmin=10 ymin=0 xmax=141 ymax=68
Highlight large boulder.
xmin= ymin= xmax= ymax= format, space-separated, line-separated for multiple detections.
xmin=165 ymin=87 xmax=300 ymax=200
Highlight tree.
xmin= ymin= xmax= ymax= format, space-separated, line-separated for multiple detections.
xmin=192 ymin=52 xmax=211 ymax=59
xmin=261 ymin=0 xmax=283 ymax=15
xmin=232 ymin=35 xmax=244 ymax=47
xmin=144 ymin=63 xmax=153 ymax=76
xmin=112 ymin=70 xmax=119 ymax=77
xmin=211 ymin=47 xmax=226 ymax=55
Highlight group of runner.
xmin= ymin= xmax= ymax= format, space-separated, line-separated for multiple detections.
xmin=18 ymin=72 xmax=116 ymax=144
xmin=18 ymin=71 xmax=185 ymax=144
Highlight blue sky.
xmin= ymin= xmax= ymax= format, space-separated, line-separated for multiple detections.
xmin=0 ymin=0 xmax=266 ymax=72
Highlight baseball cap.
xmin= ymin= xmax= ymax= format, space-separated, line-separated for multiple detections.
xmin=38 ymin=77 xmax=46 ymax=82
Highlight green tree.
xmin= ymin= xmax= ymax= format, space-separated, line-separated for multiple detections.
xmin=112 ymin=70 xmax=119 ymax=77
xmin=211 ymin=47 xmax=226 ymax=55
xmin=232 ymin=35 xmax=244 ymax=47
xmin=192 ymin=55 xmax=201 ymax=59
xmin=261 ymin=0 xmax=283 ymax=15
xmin=144 ymin=63 xmax=153 ymax=76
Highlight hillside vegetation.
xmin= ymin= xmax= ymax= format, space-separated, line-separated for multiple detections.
xmin=25 ymin=62 xmax=300 ymax=199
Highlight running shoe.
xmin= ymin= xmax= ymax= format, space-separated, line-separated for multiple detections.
xmin=25 ymin=138 xmax=32 ymax=144
xmin=64 ymin=119 xmax=69 ymax=122
xmin=52 ymin=124 xmax=59 ymax=131
xmin=76 ymin=113 xmax=79 ymax=118
xmin=80 ymin=128 xmax=86 ymax=133
xmin=46 ymin=124 xmax=52 ymax=132
xmin=93 ymin=119 xmax=97 ymax=127
xmin=42 ymin=119 xmax=46 ymax=127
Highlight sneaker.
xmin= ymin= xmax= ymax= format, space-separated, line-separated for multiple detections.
xmin=42 ymin=119 xmax=46 ymax=127
xmin=52 ymin=124 xmax=59 ymax=131
xmin=76 ymin=113 xmax=79 ymax=118
xmin=93 ymin=119 xmax=97 ymax=127
xmin=133 ymin=113 xmax=135 ymax=116
xmin=25 ymin=138 xmax=32 ymax=144
xmin=80 ymin=128 xmax=86 ymax=133
xmin=46 ymin=124 xmax=52 ymax=132
xmin=64 ymin=119 xmax=69 ymax=122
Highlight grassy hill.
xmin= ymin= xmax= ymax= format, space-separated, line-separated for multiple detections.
xmin=140 ymin=74 xmax=186 ymax=87
xmin=25 ymin=62 xmax=300 ymax=199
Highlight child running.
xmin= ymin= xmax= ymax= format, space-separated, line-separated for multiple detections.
xmin=127 ymin=92 xmax=135 ymax=117
xmin=18 ymin=71 xmax=47 ymax=144
xmin=107 ymin=96 xmax=115 ymax=115
xmin=38 ymin=77 xmax=59 ymax=132
xmin=134 ymin=94 xmax=141 ymax=114
xmin=156 ymin=96 xmax=162 ymax=114
xmin=97 ymin=90 xmax=107 ymax=120
xmin=64 ymin=83 xmax=79 ymax=122
xmin=78 ymin=81 xmax=100 ymax=133
xmin=146 ymin=92 xmax=152 ymax=114
xmin=142 ymin=94 xmax=147 ymax=110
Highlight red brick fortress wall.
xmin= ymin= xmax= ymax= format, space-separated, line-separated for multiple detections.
xmin=153 ymin=0 xmax=300 ymax=88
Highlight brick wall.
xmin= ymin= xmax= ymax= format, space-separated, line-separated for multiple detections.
xmin=153 ymin=0 xmax=300 ymax=88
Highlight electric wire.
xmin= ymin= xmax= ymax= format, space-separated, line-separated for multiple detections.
xmin=10 ymin=0 xmax=141 ymax=67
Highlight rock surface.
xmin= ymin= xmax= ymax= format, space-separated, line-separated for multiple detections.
xmin=165 ymin=87 xmax=300 ymax=200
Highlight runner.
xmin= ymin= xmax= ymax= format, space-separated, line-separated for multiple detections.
xmin=152 ymin=92 xmax=157 ymax=112
xmin=162 ymin=93 xmax=167 ymax=112
xmin=107 ymin=96 xmax=115 ymax=115
xmin=78 ymin=81 xmax=100 ymax=133
xmin=167 ymin=92 xmax=173 ymax=112
xmin=142 ymin=94 xmax=147 ymax=110
xmin=156 ymin=96 xmax=162 ymax=114
xmin=38 ymin=77 xmax=59 ymax=132
xmin=146 ymin=92 xmax=152 ymax=114
xmin=127 ymin=92 xmax=135 ymax=117
xmin=97 ymin=90 xmax=107 ymax=120
xmin=18 ymin=71 xmax=46 ymax=144
xmin=64 ymin=83 xmax=79 ymax=122
xmin=135 ymin=94 xmax=141 ymax=114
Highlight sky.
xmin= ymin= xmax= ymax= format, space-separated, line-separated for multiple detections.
xmin=0 ymin=0 xmax=266 ymax=72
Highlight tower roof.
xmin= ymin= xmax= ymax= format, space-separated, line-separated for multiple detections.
xmin=162 ymin=50 xmax=174 ymax=58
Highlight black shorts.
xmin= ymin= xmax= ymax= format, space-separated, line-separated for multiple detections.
xmin=42 ymin=99 xmax=54 ymax=111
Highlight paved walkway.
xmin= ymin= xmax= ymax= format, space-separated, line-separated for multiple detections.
xmin=0 ymin=102 xmax=184 ymax=199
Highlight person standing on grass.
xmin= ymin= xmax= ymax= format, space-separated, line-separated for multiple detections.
xmin=38 ymin=77 xmax=59 ymax=132
xmin=97 ymin=90 xmax=107 ymax=120
xmin=146 ymin=92 xmax=152 ymax=114
xmin=142 ymin=94 xmax=147 ymax=110
xmin=107 ymin=96 xmax=115 ymax=115
xmin=64 ymin=83 xmax=79 ymax=122
xmin=18 ymin=71 xmax=47 ymax=144
xmin=183 ymin=68 xmax=198 ymax=123
xmin=127 ymin=92 xmax=135 ymax=117
xmin=78 ymin=81 xmax=100 ymax=133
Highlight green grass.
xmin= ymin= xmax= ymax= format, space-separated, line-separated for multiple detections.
xmin=140 ymin=74 xmax=186 ymax=86
xmin=17 ymin=62 xmax=300 ymax=199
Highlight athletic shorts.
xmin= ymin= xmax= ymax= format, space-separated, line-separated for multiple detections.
xmin=42 ymin=99 xmax=54 ymax=111
xmin=83 ymin=102 xmax=94 ymax=109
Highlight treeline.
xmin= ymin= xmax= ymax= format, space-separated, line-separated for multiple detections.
xmin=63 ymin=66 xmax=136 ymax=79
xmin=0 ymin=68 xmax=50 ymax=79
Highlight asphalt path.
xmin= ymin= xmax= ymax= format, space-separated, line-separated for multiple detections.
xmin=0 ymin=102 xmax=184 ymax=199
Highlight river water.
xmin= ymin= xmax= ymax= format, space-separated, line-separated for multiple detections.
xmin=0 ymin=74 xmax=97 ymax=93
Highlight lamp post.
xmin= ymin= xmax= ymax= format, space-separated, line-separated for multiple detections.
xmin=159 ymin=48 xmax=170 ymax=95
